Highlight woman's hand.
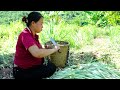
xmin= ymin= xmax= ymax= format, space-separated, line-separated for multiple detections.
xmin=45 ymin=44 xmax=60 ymax=53
xmin=54 ymin=45 xmax=60 ymax=52
xmin=45 ymin=45 xmax=53 ymax=49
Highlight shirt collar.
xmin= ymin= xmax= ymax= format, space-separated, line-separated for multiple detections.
xmin=26 ymin=27 xmax=32 ymax=33
xmin=26 ymin=27 xmax=39 ymax=40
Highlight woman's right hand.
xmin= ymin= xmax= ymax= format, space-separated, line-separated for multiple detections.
xmin=54 ymin=45 xmax=60 ymax=52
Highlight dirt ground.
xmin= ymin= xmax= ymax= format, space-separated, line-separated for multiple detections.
xmin=0 ymin=67 xmax=13 ymax=79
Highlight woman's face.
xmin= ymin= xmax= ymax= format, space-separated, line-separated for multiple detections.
xmin=32 ymin=18 xmax=43 ymax=33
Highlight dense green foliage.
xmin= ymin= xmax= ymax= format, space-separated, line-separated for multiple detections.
xmin=1 ymin=11 xmax=120 ymax=27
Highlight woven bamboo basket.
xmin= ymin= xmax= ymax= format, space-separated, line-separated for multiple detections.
xmin=45 ymin=41 xmax=69 ymax=68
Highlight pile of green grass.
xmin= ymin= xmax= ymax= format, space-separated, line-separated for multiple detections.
xmin=48 ymin=62 xmax=120 ymax=79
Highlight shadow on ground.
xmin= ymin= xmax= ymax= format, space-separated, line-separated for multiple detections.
xmin=67 ymin=51 xmax=97 ymax=66
xmin=67 ymin=51 xmax=112 ymax=66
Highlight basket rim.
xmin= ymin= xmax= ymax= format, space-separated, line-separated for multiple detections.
xmin=45 ymin=40 xmax=69 ymax=45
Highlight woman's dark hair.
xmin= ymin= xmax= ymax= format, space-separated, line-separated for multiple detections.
xmin=22 ymin=11 xmax=43 ymax=27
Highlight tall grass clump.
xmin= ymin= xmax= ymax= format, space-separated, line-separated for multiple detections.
xmin=39 ymin=20 xmax=81 ymax=49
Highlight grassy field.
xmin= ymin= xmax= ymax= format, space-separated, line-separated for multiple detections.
xmin=1 ymin=13 xmax=120 ymax=78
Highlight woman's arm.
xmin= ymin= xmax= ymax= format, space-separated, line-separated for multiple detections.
xmin=28 ymin=44 xmax=60 ymax=58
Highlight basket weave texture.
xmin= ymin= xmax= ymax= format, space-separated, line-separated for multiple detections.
xmin=45 ymin=41 xmax=69 ymax=68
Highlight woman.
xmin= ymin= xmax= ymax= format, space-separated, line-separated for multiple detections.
xmin=13 ymin=11 xmax=60 ymax=79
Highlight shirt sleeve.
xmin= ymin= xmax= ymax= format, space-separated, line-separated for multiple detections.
xmin=21 ymin=33 xmax=36 ymax=50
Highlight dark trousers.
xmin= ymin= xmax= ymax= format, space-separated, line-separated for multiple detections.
xmin=13 ymin=61 xmax=56 ymax=79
